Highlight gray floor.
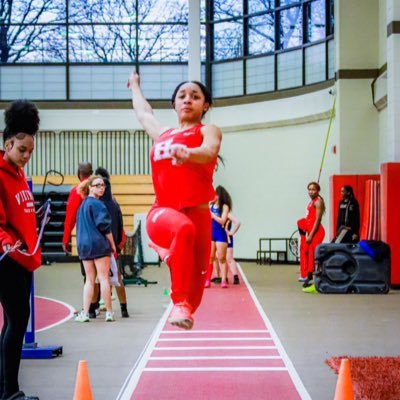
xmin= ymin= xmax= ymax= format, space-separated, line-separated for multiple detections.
xmin=18 ymin=262 xmax=400 ymax=400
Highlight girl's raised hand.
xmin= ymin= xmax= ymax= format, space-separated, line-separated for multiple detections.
xmin=127 ymin=71 xmax=140 ymax=89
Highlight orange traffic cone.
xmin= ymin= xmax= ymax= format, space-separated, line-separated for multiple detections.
xmin=73 ymin=360 xmax=93 ymax=400
xmin=334 ymin=358 xmax=354 ymax=400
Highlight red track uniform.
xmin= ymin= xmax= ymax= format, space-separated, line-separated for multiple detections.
xmin=147 ymin=124 xmax=217 ymax=312
xmin=302 ymin=197 xmax=325 ymax=277
xmin=297 ymin=218 xmax=307 ymax=279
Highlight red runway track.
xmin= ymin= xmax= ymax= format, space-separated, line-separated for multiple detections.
xmin=118 ymin=266 xmax=311 ymax=400
xmin=0 ymin=296 xmax=74 ymax=332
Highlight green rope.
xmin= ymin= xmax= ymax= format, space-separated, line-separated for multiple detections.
xmin=317 ymin=95 xmax=336 ymax=184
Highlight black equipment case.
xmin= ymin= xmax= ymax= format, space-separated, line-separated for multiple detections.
xmin=314 ymin=242 xmax=390 ymax=294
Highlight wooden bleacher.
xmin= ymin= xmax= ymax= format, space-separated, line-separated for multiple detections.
xmin=32 ymin=175 xmax=154 ymax=256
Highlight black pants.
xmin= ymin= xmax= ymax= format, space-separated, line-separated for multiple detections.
xmin=0 ymin=257 xmax=32 ymax=399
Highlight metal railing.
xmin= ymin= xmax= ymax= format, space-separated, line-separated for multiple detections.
xmin=20 ymin=129 xmax=152 ymax=176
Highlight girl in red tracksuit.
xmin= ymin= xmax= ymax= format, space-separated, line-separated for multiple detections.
xmin=0 ymin=100 xmax=41 ymax=400
xmin=302 ymin=181 xmax=325 ymax=290
xmin=128 ymin=71 xmax=221 ymax=330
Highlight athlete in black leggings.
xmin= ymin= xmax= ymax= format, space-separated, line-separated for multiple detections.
xmin=0 ymin=100 xmax=41 ymax=400
xmin=0 ymin=259 xmax=33 ymax=400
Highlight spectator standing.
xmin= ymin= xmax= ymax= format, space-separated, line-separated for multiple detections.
xmin=74 ymin=175 xmax=116 ymax=322
xmin=0 ymin=100 xmax=41 ymax=400
xmin=95 ymin=167 xmax=129 ymax=318
xmin=302 ymin=182 xmax=325 ymax=293
xmin=335 ymin=185 xmax=360 ymax=243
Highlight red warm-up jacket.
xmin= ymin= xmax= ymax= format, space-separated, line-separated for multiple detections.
xmin=62 ymin=178 xmax=88 ymax=246
xmin=0 ymin=150 xmax=41 ymax=271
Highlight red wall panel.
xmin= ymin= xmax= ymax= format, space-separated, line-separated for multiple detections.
xmin=381 ymin=163 xmax=400 ymax=285
xmin=330 ymin=175 xmax=379 ymax=240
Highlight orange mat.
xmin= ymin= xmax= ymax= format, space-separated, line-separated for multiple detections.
xmin=327 ymin=356 xmax=400 ymax=400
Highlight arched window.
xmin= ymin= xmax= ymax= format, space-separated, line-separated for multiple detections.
xmin=0 ymin=0 xmax=334 ymax=101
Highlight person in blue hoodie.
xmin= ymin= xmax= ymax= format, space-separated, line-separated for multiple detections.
xmin=95 ymin=167 xmax=129 ymax=318
xmin=74 ymin=175 xmax=116 ymax=323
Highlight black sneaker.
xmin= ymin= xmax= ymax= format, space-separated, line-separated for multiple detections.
xmin=233 ymin=275 xmax=240 ymax=285
xmin=121 ymin=309 xmax=130 ymax=318
xmin=5 ymin=391 xmax=39 ymax=400
xmin=88 ymin=311 xmax=96 ymax=319
xmin=211 ymin=277 xmax=222 ymax=283
xmin=302 ymin=280 xmax=314 ymax=289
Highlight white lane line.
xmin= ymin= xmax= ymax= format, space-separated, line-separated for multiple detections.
xmin=35 ymin=296 xmax=75 ymax=333
xmin=161 ymin=330 xmax=268 ymax=334
xmin=238 ymin=263 xmax=312 ymax=400
xmin=144 ymin=367 xmax=288 ymax=372
xmin=154 ymin=346 xmax=277 ymax=350
xmin=116 ymin=302 xmax=173 ymax=400
xmin=149 ymin=356 xmax=281 ymax=360
xmin=158 ymin=337 xmax=272 ymax=341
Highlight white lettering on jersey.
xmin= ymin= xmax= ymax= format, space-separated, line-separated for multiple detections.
xmin=153 ymin=139 xmax=174 ymax=161
xmin=153 ymin=139 xmax=187 ymax=162
xmin=15 ymin=190 xmax=34 ymax=206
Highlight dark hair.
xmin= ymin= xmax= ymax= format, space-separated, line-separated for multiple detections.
xmin=343 ymin=185 xmax=355 ymax=198
xmin=95 ymin=166 xmax=110 ymax=180
xmin=214 ymin=155 xmax=225 ymax=172
xmin=3 ymin=99 xmax=40 ymax=143
xmin=307 ymin=181 xmax=321 ymax=192
xmin=171 ymin=81 xmax=213 ymax=117
xmin=307 ymin=181 xmax=325 ymax=215
xmin=215 ymin=185 xmax=232 ymax=213
xmin=78 ymin=162 xmax=93 ymax=179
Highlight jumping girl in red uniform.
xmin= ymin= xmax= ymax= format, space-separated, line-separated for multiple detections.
xmin=0 ymin=100 xmax=41 ymax=400
xmin=128 ymin=72 xmax=221 ymax=330
xmin=302 ymin=181 xmax=325 ymax=293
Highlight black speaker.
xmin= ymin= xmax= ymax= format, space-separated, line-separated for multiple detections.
xmin=314 ymin=242 xmax=390 ymax=294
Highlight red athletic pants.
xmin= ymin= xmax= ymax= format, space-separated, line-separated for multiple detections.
xmin=299 ymin=233 xmax=307 ymax=279
xmin=146 ymin=205 xmax=211 ymax=313
xmin=300 ymin=226 xmax=325 ymax=277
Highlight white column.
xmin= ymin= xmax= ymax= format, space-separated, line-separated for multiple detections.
xmin=386 ymin=0 xmax=400 ymax=161
xmin=334 ymin=0 xmax=379 ymax=173
xmin=188 ymin=0 xmax=201 ymax=81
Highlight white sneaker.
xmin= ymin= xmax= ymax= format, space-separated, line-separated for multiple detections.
xmin=75 ymin=311 xmax=89 ymax=322
xmin=105 ymin=311 xmax=115 ymax=322
xmin=99 ymin=298 xmax=106 ymax=311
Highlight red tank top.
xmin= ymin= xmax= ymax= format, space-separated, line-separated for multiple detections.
xmin=150 ymin=124 xmax=217 ymax=210
xmin=306 ymin=197 xmax=319 ymax=232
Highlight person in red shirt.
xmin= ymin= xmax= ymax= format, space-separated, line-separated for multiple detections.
xmin=302 ymin=182 xmax=325 ymax=293
xmin=62 ymin=162 xmax=93 ymax=257
xmin=128 ymin=71 xmax=221 ymax=330
xmin=0 ymin=100 xmax=41 ymax=400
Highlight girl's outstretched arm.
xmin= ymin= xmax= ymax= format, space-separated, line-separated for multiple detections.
xmin=128 ymin=71 xmax=167 ymax=140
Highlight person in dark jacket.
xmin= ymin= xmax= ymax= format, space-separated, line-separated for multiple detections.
xmin=95 ymin=167 xmax=129 ymax=318
xmin=0 ymin=100 xmax=41 ymax=400
xmin=336 ymin=185 xmax=360 ymax=243
xmin=75 ymin=175 xmax=117 ymax=322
